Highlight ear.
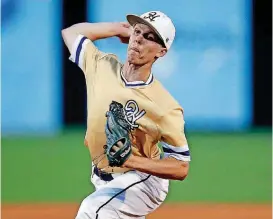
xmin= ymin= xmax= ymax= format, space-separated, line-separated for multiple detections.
xmin=155 ymin=48 xmax=167 ymax=58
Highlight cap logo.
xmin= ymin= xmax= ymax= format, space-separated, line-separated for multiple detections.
xmin=143 ymin=12 xmax=160 ymax=22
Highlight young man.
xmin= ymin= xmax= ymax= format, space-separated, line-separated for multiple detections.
xmin=62 ymin=11 xmax=191 ymax=219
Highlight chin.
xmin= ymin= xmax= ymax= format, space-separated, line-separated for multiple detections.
xmin=127 ymin=51 xmax=141 ymax=64
xmin=128 ymin=59 xmax=138 ymax=65
xmin=128 ymin=56 xmax=140 ymax=65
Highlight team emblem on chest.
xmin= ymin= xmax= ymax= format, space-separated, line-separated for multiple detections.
xmin=124 ymin=100 xmax=146 ymax=129
xmin=106 ymin=100 xmax=146 ymax=130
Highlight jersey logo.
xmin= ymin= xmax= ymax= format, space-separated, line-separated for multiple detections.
xmin=120 ymin=147 xmax=131 ymax=158
xmin=143 ymin=12 xmax=160 ymax=22
xmin=124 ymin=100 xmax=146 ymax=129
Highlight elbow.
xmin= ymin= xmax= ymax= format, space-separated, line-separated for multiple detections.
xmin=61 ymin=24 xmax=76 ymax=39
xmin=61 ymin=28 xmax=68 ymax=39
xmin=175 ymin=161 xmax=189 ymax=181
xmin=177 ymin=171 xmax=188 ymax=181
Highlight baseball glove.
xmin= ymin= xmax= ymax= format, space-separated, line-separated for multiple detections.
xmin=104 ymin=101 xmax=132 ymax=167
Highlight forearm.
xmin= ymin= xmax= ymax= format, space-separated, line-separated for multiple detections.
xmin=61 ymin=22 xmax=120 ymax=53
xmin=123 ymin=155 xmax=189 ymax=180
xmin=63 ymin=22 xmax=119 ymax=41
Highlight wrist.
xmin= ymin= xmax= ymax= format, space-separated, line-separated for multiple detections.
xmin=110 ymin=22 xmax=124 ymax=36
xmin=123 ymin=154 xmax=138 ymax=168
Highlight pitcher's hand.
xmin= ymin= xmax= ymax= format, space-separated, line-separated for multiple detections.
xmin=116 ymin=22 xmax=132 ymax=44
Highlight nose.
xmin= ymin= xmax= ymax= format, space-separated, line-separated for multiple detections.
xmin=135 ymin=34 xmax=144 ymax=44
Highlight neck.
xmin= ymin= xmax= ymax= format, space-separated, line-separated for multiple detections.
xmin=122 ymin=61 xmax=152 ymax=83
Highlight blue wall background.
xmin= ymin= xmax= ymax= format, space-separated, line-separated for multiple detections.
xmin=1 ymin=0 xmax=252 ymax=134
xmin=1 ymin=0 xmax=62 ymax=135
xmin=88 ymin=0 xmax=252 ymax=131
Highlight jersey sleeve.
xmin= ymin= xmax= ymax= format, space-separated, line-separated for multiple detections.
xmin=159 ymin=107 xmax=191 ymax=162
xmin=69 ymin=34 xmax=105 ymax=75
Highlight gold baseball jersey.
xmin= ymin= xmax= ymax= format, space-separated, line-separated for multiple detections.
xmin=69 ymin=35 xmax=191 ymax=173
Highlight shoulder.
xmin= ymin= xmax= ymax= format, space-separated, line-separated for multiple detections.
xmin=96 ymin=52 xmax=123 ymax=75
xmin=149 ymin=79 xmax=183 ymax=114
xmin=98 ymin=52 xmax=122 ymax=65
xmin=74 ymin=34 xmax=122 ymax=66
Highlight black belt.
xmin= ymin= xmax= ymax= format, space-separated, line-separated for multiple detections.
xmin=94 ymin=166 xmax=114 ymax=182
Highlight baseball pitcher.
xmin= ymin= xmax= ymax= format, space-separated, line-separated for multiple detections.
xmin=62 ymin=11 xmax=191 ymax=219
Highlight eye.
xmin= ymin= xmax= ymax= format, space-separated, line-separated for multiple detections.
xmin=144 ymin=33 xmax=156 ymax=41
xmin=134 ymin=29 xmax=141 ymax=35
xmin=147 ymin=35 xmax=155 ymax=41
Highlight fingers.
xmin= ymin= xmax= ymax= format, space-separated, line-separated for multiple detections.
xmin=116 ymin=141 xmax=124 ymax=148
xmin=110 ymin=141 xmax=123 ymax=155
xmin=117 ymin=22 xmax=132 ymax=36
xmin=120 ymin=22 xmax=131 ymax=28
xmin=112 ymin=145 xmax=120 ymax=151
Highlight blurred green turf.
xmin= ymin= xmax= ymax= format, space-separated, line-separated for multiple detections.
xmin=1 ymin=129 xmax=272 ymax=203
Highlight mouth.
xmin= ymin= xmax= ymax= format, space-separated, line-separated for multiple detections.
xmin=130 ymin=47 xmax=140 ymax=53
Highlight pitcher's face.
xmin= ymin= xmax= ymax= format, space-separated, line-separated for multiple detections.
xmin=127 ymin=23 xmax=167 ymax=65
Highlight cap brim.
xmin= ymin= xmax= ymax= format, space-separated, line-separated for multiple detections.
xmin=126 ymin=14 xmax=166 ymax=48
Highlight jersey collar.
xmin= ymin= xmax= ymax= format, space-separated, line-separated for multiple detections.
xmin=120 ymin=70 xmax=154 ymax=87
